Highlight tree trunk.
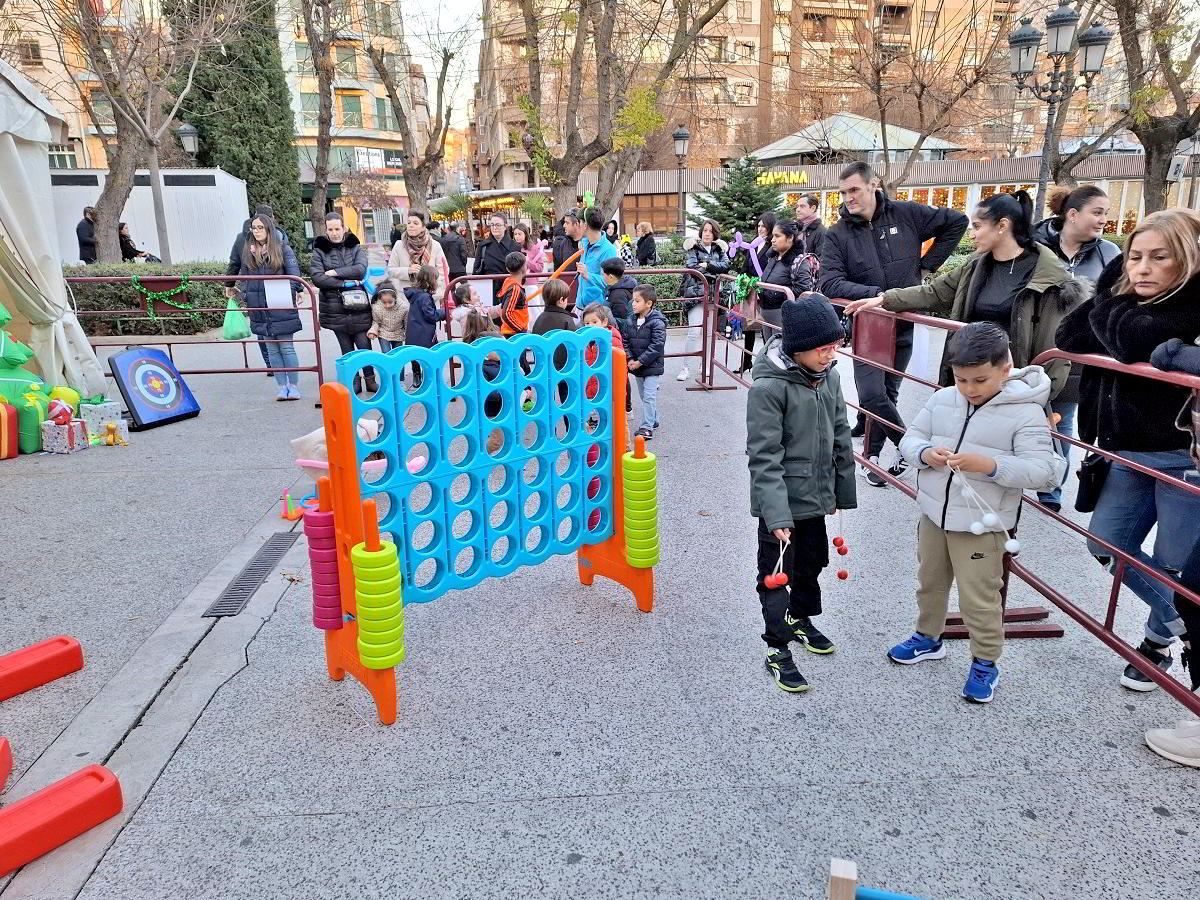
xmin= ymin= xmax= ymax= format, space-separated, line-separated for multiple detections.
xmin=406 ymin=165 xmax=432 ymax=218
xmin=594 ymin=145 xmax=643 ymax=222
xmin=1138 ymin=128 xmax=1177 ymax=214
xmin=93 ymin=138 xmax=138 ymax=264
xmin=310 ymin=72 xmax=333 ymax=232
xmin=551 ymin=184 xmax=578 ymax=218
xmin=146 ymin=141 xmax=173 ymax=265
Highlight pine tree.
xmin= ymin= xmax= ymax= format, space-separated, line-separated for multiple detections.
xmin=177 ymin=0 xmax=305 ymax=247
xmin=689 ymin=156 xmax=782 ymax=239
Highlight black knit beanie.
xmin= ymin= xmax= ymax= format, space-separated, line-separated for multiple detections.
xmin=781 ymin=295 xmax=844 ymax=356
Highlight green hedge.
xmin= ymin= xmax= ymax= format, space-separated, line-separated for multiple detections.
xmin=66 ymin=262 xmax=235 ymax=336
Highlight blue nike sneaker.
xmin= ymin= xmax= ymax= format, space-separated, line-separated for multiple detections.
xmin=963 ymin=658 xmax=1000 ymax=703
xmin=887 ymin=632 xmax=947 ymax=665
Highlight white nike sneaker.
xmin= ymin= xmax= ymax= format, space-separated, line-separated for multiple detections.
xmin=676 ymin=366 xmax=690 ymax=382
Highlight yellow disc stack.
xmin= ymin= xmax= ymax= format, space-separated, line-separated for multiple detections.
xmin=621 ymin=447 xmax=659 ymax=568
xmin=351 ymin=540 xmax=406 ymax=669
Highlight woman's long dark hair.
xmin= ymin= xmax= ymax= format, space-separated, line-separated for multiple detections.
xmin=1048 ymin=184 xmax=1107 ymax=229
xmin=242 ymin=214 xmax=284 ymax=271
xmin=976 ymin=190 xmax=1036 ymax=250
xmin=757 ymin=212 xmax=777 ymax=237
xmin=769 ymin=220 xmax=801 ymax=262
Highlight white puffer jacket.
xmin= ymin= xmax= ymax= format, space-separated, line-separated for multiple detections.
xmin=899 ymin=366 xmax=1066 ymax=532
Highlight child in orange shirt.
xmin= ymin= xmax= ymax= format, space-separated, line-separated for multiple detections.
xmin=495 ymin=251 xmax=529 ymax=336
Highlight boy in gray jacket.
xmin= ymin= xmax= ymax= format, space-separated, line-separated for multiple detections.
xmin=747 ymin=296 xmax=857 ymax=693
xmin=888 ymin=322 xmax=1065 ymax=703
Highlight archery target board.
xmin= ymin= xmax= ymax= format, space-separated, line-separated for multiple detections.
xmin=108 ymin=346 xmax=201 ymax=430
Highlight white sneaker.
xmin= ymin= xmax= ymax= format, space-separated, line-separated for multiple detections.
xmin=1145 ymin=719 xmax=1200 ymax=768
xmin=862 ymin=456 xmax=887 ymax=487
xmin=676 ymin=366 xmax=690 ymax=382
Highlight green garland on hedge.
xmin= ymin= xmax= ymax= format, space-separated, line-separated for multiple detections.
xmin=130 ymin=273 xmax=200 ymax=324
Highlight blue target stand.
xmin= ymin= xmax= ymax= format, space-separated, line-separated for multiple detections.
xmin=334 ymin=328 xmax=621 ymax=604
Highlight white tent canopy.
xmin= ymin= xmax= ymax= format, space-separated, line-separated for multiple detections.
xmin=0 ymin=59 xmax=106 ymax=396
xmin=751 ymin=113 xmax=965 ymax=163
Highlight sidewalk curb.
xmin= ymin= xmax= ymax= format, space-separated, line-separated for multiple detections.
xmin=0 ymin=492 xmax=311 ymax=900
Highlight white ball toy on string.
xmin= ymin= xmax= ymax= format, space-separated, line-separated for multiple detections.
xmin=982 ymin=512 xmax=999 ymax=527
xmin=1005 ymin=538 xmax=1021 ymax=554
xmin=970 ymin=521 xmax=985 ymax=535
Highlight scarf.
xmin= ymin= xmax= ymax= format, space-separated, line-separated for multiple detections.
xmin=404 ymin=229 xmax=431 ymax=266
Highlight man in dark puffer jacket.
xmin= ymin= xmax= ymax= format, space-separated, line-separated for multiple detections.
xmin=820 ymin=162 xmax=968 ymax=483
xmin=310 ymin=212 xmax=373 ymax=392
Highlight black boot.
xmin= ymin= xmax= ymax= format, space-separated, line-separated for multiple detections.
xmin=353 ymin=374 xmax=363 ymax=394
xmin=364 ymin=371 xmax=379 ymax=393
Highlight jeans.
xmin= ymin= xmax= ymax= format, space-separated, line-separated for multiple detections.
xmin=1086 ymin=448 xmax=1200 ymax=643
xmin=854 ymin=321 xmax=914 ymax=460
xmin=635 ymin=374 xmax=659 ymax=432
xmin=265 ymin=339 xmax=298 ymax=387
xmin=256 ymin=340 xmax=271 ymax=370
xmin=683 ymin=303 xmax=705 ymax=357
xmin=377 ymin=337 xmax=398 ymax=352
xmin=756 ymin=517 xmax=829 ymax=649
xmin=1038 ymin=400 xmax=1077 ymax=506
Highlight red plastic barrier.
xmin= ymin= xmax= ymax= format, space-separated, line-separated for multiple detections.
xmin=0 ymin=765 xmax=123 ymax=875
xmin=0 ymin=636 xmax=84 ymax=701
xmin=0 ymin=737 xmax=11 ymax=789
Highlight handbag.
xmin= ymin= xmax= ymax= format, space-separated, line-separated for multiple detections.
xmin=341 ymin=284 xmax=370 ymax=309
xmin=222 ymin=297 xmax=251 ymax=341
xmin=1074 ymin=451 xmax=1112 ymax=513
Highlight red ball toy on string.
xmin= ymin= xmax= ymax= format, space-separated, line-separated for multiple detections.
xmin=837 ymin=545 xmax=849 ymax=556
xmin=832 ymin=536 xmax=845 ymax=548
xmin=837 ymin=570 xmax=850 ymax=580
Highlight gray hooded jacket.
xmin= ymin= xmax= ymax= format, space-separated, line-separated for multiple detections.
xmin=899 ymin=365 xmax=1066 ymax=532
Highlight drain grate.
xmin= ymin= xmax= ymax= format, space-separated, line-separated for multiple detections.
xmin=202 ymin=532 xmax=300 ymax=617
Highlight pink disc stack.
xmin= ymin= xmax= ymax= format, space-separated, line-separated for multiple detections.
xmin=306 ymin=477 xmax=343 ymax=630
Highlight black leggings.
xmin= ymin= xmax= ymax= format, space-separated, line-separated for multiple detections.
xmin=332 ymin=329 xmax=374 ymax=382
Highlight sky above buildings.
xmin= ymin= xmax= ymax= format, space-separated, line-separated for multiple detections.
xmin=405 ymin=3 xmax=482 ymax=128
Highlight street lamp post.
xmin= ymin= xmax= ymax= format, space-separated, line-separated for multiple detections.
xmin=1008 ymin=6 xmax=1112 ymax=216
xmin=176 ymin=123 xmax=199 ymax=158
xmin=673 ymin=125 xmax=690 ymax=237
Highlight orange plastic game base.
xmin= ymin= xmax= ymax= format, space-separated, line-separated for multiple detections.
xmin=0 ymin=636 xmax=84 ymax=701
xmin=0 ymin=737 xmax=11 ymax=789
xmin=0 ymin=765 xmax=123 ymax=876
xmin=323 ymin=627 xmax=397 ymax=725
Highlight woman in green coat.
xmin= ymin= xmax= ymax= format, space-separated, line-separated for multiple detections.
xmin=846 ymin=191 xmax=1087 ymax=508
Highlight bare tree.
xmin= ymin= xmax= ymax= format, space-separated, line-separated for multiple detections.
xmin=797 ymin=1 xmax=1010 ymax=193
xmin=591 ymin=0 xmax=729 ymax=219
xmin=296 ymin=0 xmax=339 ymax=235
xmin=1110 ymin=0 xmax=1200 ymax=212
xmin=367 ymin=12 xmax=469 ymax=218
xmin=31 ymin=0 xmax=247 ymax=263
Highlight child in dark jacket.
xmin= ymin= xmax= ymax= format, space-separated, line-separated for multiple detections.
xmin=601 ymin=257 xmax=636 ymax=321
xmin=403 ymin=265 xmax=447 ymax=388
xmin=746 ymin=296 xmax=857 ymax=692
xmin=626 ymin=284 xmax=667 ymax=439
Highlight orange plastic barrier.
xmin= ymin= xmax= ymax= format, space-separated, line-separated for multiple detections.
xmin=0 ymin=636 xmax=84 ymax=701
xmin=0 ymin=765 xmax=123 ymax=876
xmin=0 ymin=737 xmax=11 ymax=789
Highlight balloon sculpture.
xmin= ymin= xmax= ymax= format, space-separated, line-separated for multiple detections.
xmin=727 ymin=230 xmax=765 ymax=277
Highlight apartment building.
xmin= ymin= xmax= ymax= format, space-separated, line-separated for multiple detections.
xmin=279 ymin=0 xmax=429 ymax=240
xmin=475 ymin=0 xmax=1132 ymax=187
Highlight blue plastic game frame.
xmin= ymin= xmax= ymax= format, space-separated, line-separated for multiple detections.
xmin=336 ymin=328 xmax=615 ymax=604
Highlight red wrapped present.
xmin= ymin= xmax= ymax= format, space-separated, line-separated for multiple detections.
xmin=0 ymin=400 xmax=16 ymax=459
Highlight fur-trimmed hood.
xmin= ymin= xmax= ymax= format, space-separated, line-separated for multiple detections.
xmin=313 ymin=231 xmax=361 ymax=253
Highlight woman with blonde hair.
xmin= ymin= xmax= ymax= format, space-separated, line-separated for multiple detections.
xmin=1057 ymin=208 xmax=1200 ymax=691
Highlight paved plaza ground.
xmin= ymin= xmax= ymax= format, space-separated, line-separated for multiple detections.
xmin=1 ymin=322 xmax=1196 ymax=900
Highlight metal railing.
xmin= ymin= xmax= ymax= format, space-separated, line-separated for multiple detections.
xmin=69 ymin=274 xmax=327 ymax=407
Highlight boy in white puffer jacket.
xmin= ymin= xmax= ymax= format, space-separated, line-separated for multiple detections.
xmin=888 ymin=322 xmax=1065 ymax=703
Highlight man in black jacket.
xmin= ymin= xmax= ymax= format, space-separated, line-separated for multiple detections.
xmin=76 ymin=207 xmax=97 ymax=263
xmin=820 ymin=162 xmax=967 ymax=486
xmin=438 ymin=222 xmax=467 ymax=280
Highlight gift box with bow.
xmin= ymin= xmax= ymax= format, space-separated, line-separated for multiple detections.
xmin=40 ymin=418 xmax=89 ymax=454
xmin=78 ymin=396 xmax=122 ymax=433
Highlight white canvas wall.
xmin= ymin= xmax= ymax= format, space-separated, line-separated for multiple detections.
xmin=52 ymin=168 xmax=249 ymax=264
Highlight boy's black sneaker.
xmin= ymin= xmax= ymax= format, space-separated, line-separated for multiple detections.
xmin=786 ymin=613 xmax=836 ymax=654
xmin=1120 ymin=639 xmax=1173 ymax=692
xmin=765 ymin=648 xmax=809 ymax=692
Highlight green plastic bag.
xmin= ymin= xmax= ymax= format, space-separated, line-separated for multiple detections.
xmin=222 ymin=297 xmax=251 ymax=340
